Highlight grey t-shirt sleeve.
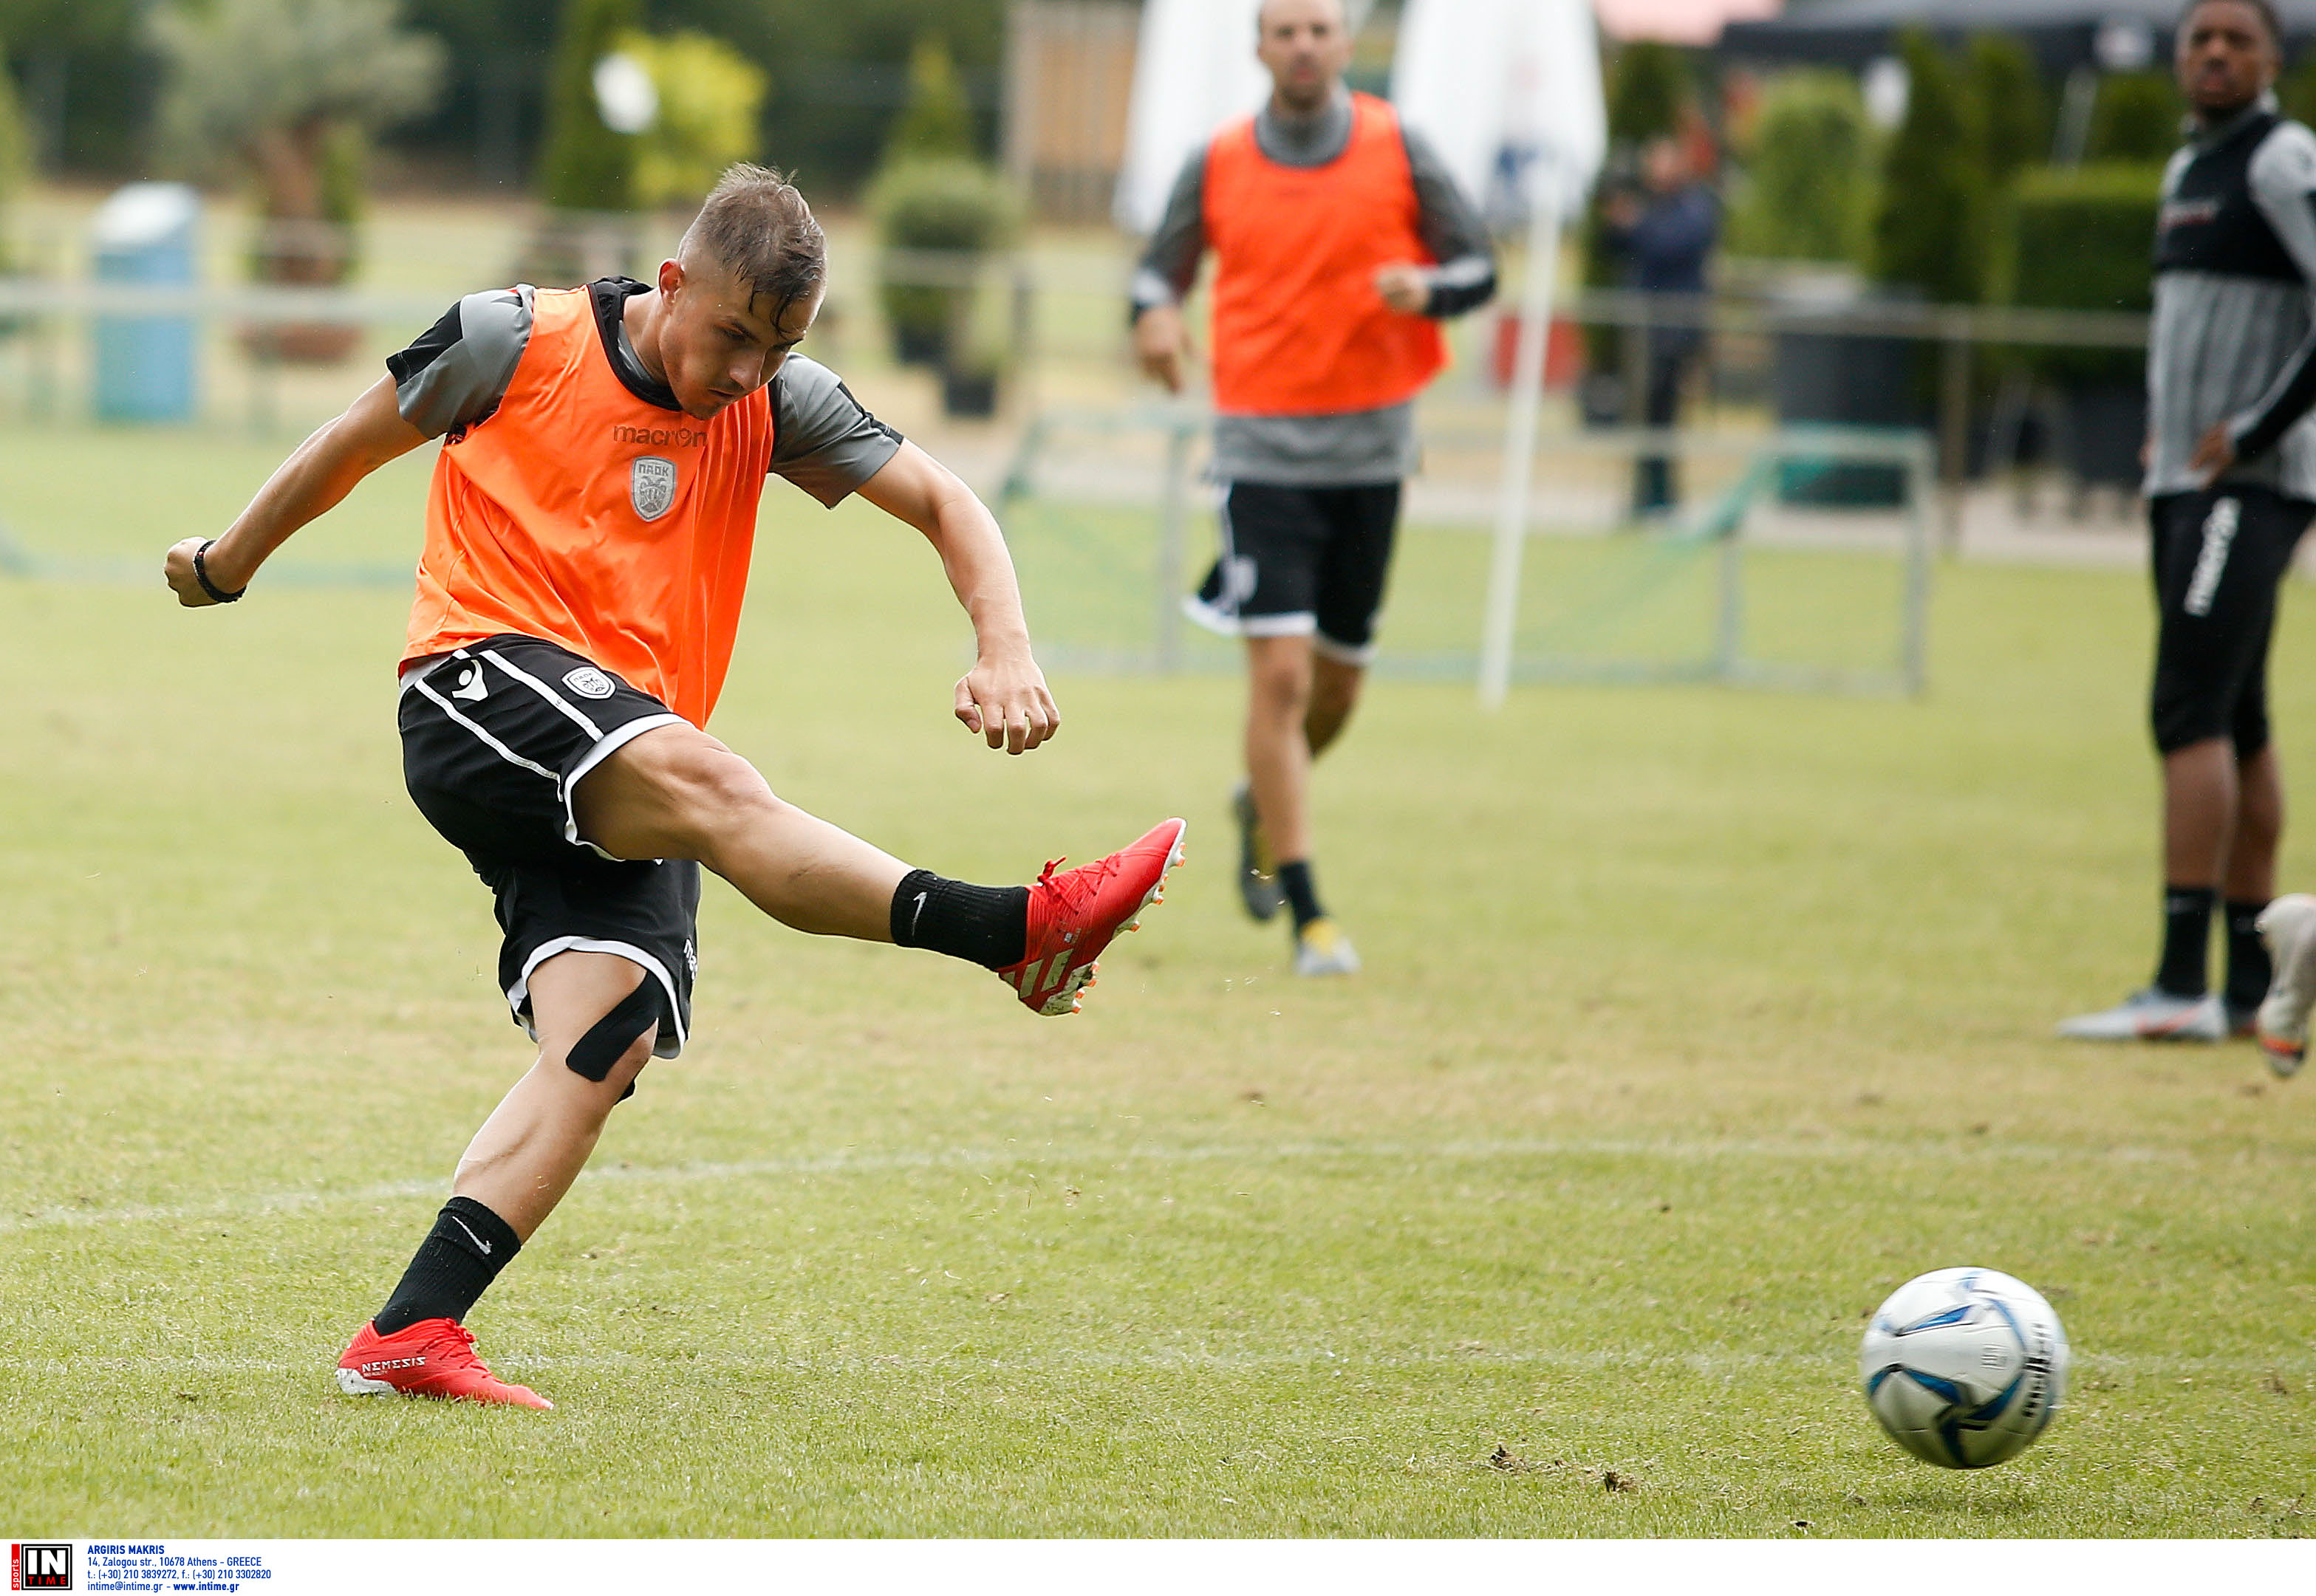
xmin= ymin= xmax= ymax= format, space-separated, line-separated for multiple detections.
xmin=1401 ymin=125 xmax=1497 ymax=318
xmin=2230 ymin=121 xmax=2316 ymax=457
xmin=1132 ymin=148 xmax=1209 ymax=316
xmin=385 ymin=286 xmax=534 ymax=439
xmin=769 ymin=355 xmax=905 ymax=507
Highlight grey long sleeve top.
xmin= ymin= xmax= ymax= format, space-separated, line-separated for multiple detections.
xmin=2148 ymin=96 xmax=2316 ymax=499
xmin=1130 ymin=89 xmax=1497 ymax=486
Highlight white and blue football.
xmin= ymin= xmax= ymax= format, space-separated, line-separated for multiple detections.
xmin=1859 ymin=1266 xmax=2070 ymax=1469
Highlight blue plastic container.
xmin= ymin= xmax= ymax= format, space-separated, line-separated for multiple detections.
xmin=91 ymin=182 xmax=200 ymax=423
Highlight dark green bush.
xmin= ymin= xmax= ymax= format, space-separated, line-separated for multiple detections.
xmin=1968 ymin=32 xmax=2048 ymax=185
xmin=2087 ymin=72 xmax=2182 ymax=162
xmin=1871 ymin=29 xmax=1983 ymax=301
xmin=868 ymin=156 xmax=1017 ymax=366
xmin=1730 ymin=70 xmax=1871 ymax=261
xmin=538 ymin=0 xmax=641 ymax=213
xmin=2006 ymin=161 xmax=2162 ymax=383
xmin=884 ymin=35 xmax=973 ymax=165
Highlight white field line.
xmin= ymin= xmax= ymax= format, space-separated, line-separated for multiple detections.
xmin=0 ymin=1131 xmax=2255 ymax=1239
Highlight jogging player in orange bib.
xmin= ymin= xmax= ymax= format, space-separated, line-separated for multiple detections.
xmin=1132 ymin=0 xmax=1492 ymax=976
xmin=163 ymin=167 xmax=1184 ymax=1408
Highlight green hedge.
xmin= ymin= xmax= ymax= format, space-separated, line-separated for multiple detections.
xmin=1729 ymin=70 xmax=1871 ymax=261
xmin=2006 ymin=161 xmax=2162 ymax=383
xmin=538 ymin=0 xmax=642 ymax=213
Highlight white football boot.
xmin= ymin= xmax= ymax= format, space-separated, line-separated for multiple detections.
xmin=1293 ymin=916 xmax=1362 ymax=977
xmin=2254 ymin=894 xmax=2316 ymax=1077
xmin=2054 ymin=987 xmax=2224 ymax=1042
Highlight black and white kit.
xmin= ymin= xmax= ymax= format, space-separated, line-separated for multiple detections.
xmin=1184 ymin=482 xmax=1401 ymax=665
xmin=398 ymin=635 xmax=700 ymax=1060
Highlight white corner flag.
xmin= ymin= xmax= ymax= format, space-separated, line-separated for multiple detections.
xmin=1115 ymin=0 xmax=1270 ymax=235
xmin=1395 ymin=0 xmax=1607 ymax=708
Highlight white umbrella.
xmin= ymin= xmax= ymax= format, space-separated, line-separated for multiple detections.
xmin=1395 ymin=0 xmax=1608 ymax=707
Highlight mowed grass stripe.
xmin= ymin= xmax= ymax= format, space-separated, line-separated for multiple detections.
xmin=5 ymin=1128 xmax=2287 ymax=1234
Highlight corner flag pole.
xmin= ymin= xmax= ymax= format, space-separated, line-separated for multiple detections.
xmin=1478 ymin=156 xmax=1561 ymax=710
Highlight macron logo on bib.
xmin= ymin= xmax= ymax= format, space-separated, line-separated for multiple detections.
xmin=631 ymin=455 xmax=677 ymax=521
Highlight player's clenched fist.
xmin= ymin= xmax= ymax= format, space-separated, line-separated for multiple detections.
xmin=163 ymin=537 xmax=224 ymax=607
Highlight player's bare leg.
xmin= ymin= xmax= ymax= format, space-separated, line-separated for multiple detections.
xmin=1305 ymin=651 xmax=1365 ymax=757
xmin=1245 ymin=635 xmax=1318 ymax=866
xmin=2162 ymin=736 xmax=2243 ymax=891
xmin=336 ymin=952 xmax=657 ymax=1409
xmin=575 ymin=722 xmax=907 ymax=941
xmin=2061 ymin=736 xmax=2281 ymax=1042
xmin=577 ymin=719 xmax=1183 ymax=1015
xmin=2164 ymin=738 xmax=2285 ymax=1026
xmin=1244 ymin=635 xmax=1359 ymax=974
xmin=453 ymin=951 xmax=660 ymax=1238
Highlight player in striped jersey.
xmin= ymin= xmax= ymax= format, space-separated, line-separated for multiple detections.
xmin=2060 ymin=0 xmax=2316 ymax=1044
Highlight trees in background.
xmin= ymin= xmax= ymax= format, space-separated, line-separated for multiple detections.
xmin=537 ymin=0 xmax=642 ymax=214
xmin=4 ymin=0 xmax=1000 ymax=196
xmin=1870 ymin=30 xmax=1982 ymax=302
xmin=148 ymin=0 xmax=440 ymax=291
xmin=0 ymin=42 xmax=24 ymax=270
xmin=622 ymin=31 xmax=766 ymax=209
xmin=2086 ymin=72 xmax=2182 ymax=161
xmin=868 ymin=33 xmax=1018 ymax=405
xmin=1728 ymin=72 xmax=1871 ymax=262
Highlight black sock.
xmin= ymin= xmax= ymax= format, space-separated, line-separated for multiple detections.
xmin=1277 ymin=860 xmax=1324 ymax=931
xmin=2154 ymin=885 xmax=2216 ymax=999
xmin=891 ymin=869 xmax=1028 ymax=968
xmin=2226 ymin=897 xmax=2272 ymax=1010
xmin=373 ymin=1196 xmax=522 ymax=1337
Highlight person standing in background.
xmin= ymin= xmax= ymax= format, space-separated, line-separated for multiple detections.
xmin=2058 ymin=0 xmax=2316 ymax=1046
xmin=1602 ymin=134 xmax=1718 ymax=518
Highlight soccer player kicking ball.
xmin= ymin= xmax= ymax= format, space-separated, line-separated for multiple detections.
xmin=163 ymin=166 xmax=1184 ymax=1408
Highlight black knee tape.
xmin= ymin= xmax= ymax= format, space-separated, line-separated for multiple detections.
xmin=565 ymin=979 xmax=661 ymax=1083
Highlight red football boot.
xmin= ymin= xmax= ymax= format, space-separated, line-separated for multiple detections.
xmin=997 ymin=817 xmax=1186 ymax=1016
xmin=335 ymin=1318 xmax=553 ymax=1409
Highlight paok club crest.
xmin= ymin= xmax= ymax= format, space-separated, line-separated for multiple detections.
xmin=629 ymin=455 xmax=678 ymax=521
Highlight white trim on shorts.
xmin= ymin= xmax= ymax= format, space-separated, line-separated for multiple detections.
xmin=400 ymin=643 xmax=684 ymax=860
xmin=560 ymin=713 xmax=686 ymax=852
xmin=1312 ymin=631 xmax=1379 ymax=667
xmin=405 ymin=671 xmax=563 ymax=784
xmin=508 ymin=935 xmax=688 ymax=1059
xmin=480 ymin=647 xmax=607 ymax=741
xmin=1181 ymin=591 xmax=1319 ymax=639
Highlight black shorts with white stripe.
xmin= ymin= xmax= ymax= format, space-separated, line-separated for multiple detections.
xmin=1183 ymin=481 xmax=1401 ymax=665
xmin=398 ymin=634 xmax=698 ymax=1061
xmin=2149 ymin=485 xmax=2315 ymax=756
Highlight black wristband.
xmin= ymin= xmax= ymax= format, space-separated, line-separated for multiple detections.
xmin=192 ymin=540 xmax=246 ymax=604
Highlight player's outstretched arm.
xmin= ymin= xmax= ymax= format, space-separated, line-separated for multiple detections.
xmin=163 ymin=374 xmax=428 ymax=606
xmin=856 ymin=439 xmax=1059 ymax=756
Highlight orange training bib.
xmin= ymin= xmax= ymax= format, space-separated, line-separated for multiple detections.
xmin=1202 ymin=93 xmax=1446 ymax=417
xmin=403 ymin=285 xmax=775 ymax=727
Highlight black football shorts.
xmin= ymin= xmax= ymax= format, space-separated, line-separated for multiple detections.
xmin=1185 ymin=480 xmax=1402 ymax=664
xmin=398 ymin=634 xmax=698 ymax=1058
xmin=2148 ymin=484 xmax=2314 ymax=757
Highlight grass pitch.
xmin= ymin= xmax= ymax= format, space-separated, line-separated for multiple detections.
xmin=0 ymin=423 xmax=2312 ymax=1537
